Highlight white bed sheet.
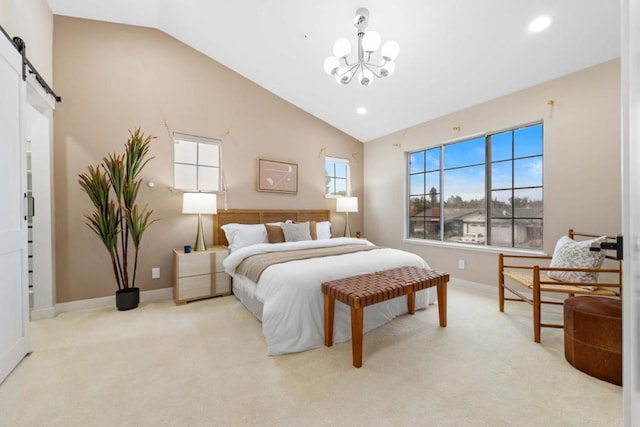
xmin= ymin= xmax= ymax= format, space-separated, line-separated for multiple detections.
xmin=224 ymin=238 xmax=433 ymax=355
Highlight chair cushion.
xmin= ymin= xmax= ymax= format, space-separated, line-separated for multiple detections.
xmin=548 ymin=235 xmax=606 ymax=283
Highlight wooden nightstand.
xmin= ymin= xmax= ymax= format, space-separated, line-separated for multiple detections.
xmin=173 ymin=246 xmax=230 ymax=305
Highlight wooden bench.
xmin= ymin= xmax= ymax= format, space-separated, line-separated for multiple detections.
xmin=322 ymin=266 xmax=449 ymax=368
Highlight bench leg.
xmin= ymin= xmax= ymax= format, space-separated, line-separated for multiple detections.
xmin=437 ymin=282 xmax=447 ymax=327
xmin=407 ymin=287 xmax=415 ymax=314
xmin=351 ymin=305 xmax=364 ymax=368
xmin=324 ymin=294 xmax=335 ymax=347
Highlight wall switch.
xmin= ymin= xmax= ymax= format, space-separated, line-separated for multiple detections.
xmin=152 ymin=267 xmax=160 ymax=279
xmin=458 ymin=259 xmax=465 ymax=270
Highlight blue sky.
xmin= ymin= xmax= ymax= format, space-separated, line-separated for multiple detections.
xmin=410 ymin=123 xmax=543 ymax=202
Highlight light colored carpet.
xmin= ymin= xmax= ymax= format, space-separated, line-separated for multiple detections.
xmin=0 ymin=281 xmax=621 ymax=426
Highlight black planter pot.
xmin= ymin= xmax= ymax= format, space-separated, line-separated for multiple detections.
xmin=115 ymin=287 xmax=140 ymax=311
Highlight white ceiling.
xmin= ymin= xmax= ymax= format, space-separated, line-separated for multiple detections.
xmin=47 ymin=0 xmax=620 ymax=142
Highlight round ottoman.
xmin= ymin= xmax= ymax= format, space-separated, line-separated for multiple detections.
xmin=564 ymin=296 xmax=622 ymax=386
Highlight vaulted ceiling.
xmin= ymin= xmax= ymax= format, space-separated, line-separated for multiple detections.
xmin=47 ymin=0 xmax=620 ymax=142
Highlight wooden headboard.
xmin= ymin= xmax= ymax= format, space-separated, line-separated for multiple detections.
xmin=213 ymin=209 xmax=331 ymax=246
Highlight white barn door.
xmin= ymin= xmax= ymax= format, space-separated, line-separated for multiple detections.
xmin=0 ymin=34 xmax=30 ymax=383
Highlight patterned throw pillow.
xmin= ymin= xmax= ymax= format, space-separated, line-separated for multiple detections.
xmin=548 ymin=235 xmax=607 ymax=283
xmin=281 ymin=222 xmax=312 ymax=242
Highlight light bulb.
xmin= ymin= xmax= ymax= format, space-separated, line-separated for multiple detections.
xmin=362 ymin=31 xmax=381 ymax=52
xmin=333 ymin=38 xmax=351 ymax=59
xmin=381 ymin=40 xmax=399 ymax=61
xmin=323 ymin=56 xmax=340 ymax=75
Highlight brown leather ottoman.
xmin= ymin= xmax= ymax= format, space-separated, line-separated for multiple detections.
xmin=564 ymin=296 xmax=622 ymax=386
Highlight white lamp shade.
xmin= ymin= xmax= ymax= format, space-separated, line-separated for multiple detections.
xmin=362 ymin=31 xmax=381 ymax=52
xmin=336 ymin=196 xmax=358 ymax=213
xmin=333 ymin=38 xmax=351 ymax=58
xmin=323 ymin=56 xmax=340 ymax=75
xmin=182 ymin=192 xmax=217 ymax=214
xmin=381 ymin=40 xmax=400 ymax=61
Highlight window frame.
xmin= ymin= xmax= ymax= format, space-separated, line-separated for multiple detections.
xmin=173 ymin=132 xmax=222 ymax=192
xmin=406 ymin=122 xmax=543 ymax=249
xmin=324 ymin=156 xmax=351 ymax=198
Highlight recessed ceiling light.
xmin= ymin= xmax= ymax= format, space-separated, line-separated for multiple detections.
xmin=528 ymin=15 xmax=552 ymax=33
xmin=356 ymin=107 xmax=367 ymax=115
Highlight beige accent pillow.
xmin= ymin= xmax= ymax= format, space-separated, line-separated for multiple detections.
xmin=265 ymin=224 xmax=285 ymax=243
xmin=281 ymin=222 xmax=312 ymax=242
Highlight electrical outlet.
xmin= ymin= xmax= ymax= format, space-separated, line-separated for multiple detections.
xmin=458 ymin=259 xmax=465 ymax=270
xmin=152 ymin=267 xmax=160 ymax=279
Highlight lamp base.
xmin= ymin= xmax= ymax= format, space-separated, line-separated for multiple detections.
xmin=194 ymin=214 xmax=207 ymax=251
xmin=344 ymin=212 xmax=351 ymax=238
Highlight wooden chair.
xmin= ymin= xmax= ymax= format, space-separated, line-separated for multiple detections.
xmin=498 ymin=229 xmax=622 ymax=343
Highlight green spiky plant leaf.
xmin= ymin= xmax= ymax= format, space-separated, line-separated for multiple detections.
xmin=78 ymin=128 xmax=158 ymax=291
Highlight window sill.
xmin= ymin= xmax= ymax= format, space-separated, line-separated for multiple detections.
xmin=401 ymin=238 xmax=547 ymax=256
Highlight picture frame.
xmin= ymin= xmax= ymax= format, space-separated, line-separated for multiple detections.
xmin=257 ymin=158 xmax=298 ymax=194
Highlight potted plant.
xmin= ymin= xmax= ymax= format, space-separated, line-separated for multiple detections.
xmin=78 ymin=128 xmax=158 ymax=310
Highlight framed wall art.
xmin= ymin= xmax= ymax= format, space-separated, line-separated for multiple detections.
xmin=257 ymin=158 xmax=298 ymax=194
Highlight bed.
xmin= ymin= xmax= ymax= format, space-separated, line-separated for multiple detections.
xmin=214 ymin=209 xmax=434 ymax=355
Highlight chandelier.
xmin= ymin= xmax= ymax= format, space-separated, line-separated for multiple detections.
xmin=323 ymin=8 xmax=399 ymax=87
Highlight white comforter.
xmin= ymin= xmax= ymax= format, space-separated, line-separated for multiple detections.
xmin=223 ymin=238 xmax=433 ymax=355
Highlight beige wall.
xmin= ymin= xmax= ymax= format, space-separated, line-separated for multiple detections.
xmin=364 ymin=59 xmax=621 ymax=287
xmin=0 ymin=0 xmax=52 ymax=82
xmin=53 ymin=17 xmax=363 ymax=302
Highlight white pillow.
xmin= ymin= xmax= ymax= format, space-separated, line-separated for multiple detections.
xmin=281 ymin=222 xmax=312 ymax=242
xmin=316 ymin=221 xmax=332 ymax=240
xmin=221 ymin=223 xmax=268 ymax=252
xmin=548 ymin=235 xmax=606 ymax=283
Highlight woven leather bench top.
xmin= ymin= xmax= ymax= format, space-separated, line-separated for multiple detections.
xmin=321 ymin=266 xmax=449 ymax=308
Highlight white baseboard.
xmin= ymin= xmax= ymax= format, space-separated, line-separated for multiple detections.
xmin=54 ymin=287 xmax=173 ymax=316
xmin=30 ymin=307 xmax=56 ymax=321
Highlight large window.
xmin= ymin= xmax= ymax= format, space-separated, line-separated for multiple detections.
xmin=173 ymin=133 xmax=221 ymax=192
xmin=325 ymin=156 xmax=350 ymax=197
xmin=408 ymin=123 xmax=543 ymax=249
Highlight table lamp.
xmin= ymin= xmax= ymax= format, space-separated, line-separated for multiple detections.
xmin=336 ymin=196 xmax=358 ymax=237
xmin=182 ymin=192 xmax=217 ymax=251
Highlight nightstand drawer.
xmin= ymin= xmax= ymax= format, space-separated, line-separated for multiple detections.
xmin=215 ymin=272 xmax=231 ymax=295
xmin=178 ymin=275 xmax=212 ymax=300
xmin=179 ymin=253 xmax=213 ymax=277
xmin=215 ymin=251 xmax=228 ymax=272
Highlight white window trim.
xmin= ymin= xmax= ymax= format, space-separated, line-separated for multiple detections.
xmin=173 ymin=132 xmax=222 ymax=192
xmin=325 ymin=156 xmax=351 ymax=198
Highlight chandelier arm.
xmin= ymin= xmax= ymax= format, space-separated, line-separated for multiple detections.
xmin=342 ymin=57 xmax=355 ymax=67
xmin=365 ymin=51 xmax=373 ymax=63
xmin=363 ymin=63 xmax=386 ymax=78
xmin=334 ymin=63 xmax=361 ymax=84
xmin=335 ymin=63 xmax=360 ymax=77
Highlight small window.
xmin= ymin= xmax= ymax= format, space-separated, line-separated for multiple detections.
xmin=173 ymin=133 xmax=221 ymax=192
xmin=325 ymin=156 xmax=350 ymax=197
